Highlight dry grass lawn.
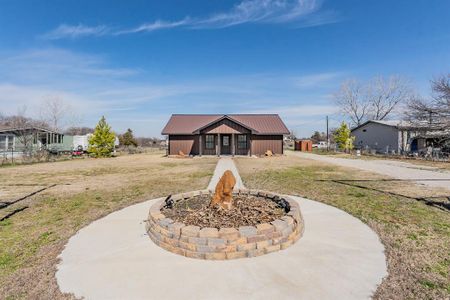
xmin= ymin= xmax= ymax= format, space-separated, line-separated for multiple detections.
xmin=235 ymin=155 xmax=450 ymax=300
xmin=0 ymin=152 xmax=217 ymax=299
xmin=1 ymin=152 xmax=449 ymax=299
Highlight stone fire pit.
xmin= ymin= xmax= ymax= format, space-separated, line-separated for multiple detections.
xmin=146 ymin=189 xmax=304 ymax=260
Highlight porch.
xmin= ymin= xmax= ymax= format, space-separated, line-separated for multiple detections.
xmin=199 ymin=133 xmax=250 ymax=156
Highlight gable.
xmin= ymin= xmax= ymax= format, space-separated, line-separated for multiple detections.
xmin=200 ymin=118 xmax=251 ymax=134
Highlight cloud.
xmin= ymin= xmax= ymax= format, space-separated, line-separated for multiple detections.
xmin=41 ymin=0 xmax=339 ymax=39
xmin=294 ymin=72 xmax=344 ymax=88
xmin=41 ymin=24 xmax=110 ymax=40
xmin=116 ymin=18 xmax=191 ymax=34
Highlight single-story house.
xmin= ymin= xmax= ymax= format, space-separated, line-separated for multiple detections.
xmin=350 ymin=120 xmax=443 ymax=154
xmin=0 ymin=126 xmax=66 ymax=155
xmin=161 ymin=114 xmax=290 ymax=156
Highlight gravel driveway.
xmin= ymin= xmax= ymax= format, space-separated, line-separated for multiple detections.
xmin=289 ymin=152 xmax=450 ymax=191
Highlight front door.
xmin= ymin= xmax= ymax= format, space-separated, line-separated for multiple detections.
xmin=220 ymin=135 xmax=231 ymax=155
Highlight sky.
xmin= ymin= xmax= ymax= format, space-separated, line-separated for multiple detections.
xmin=0 ymin=0 xmax=449 ymax=137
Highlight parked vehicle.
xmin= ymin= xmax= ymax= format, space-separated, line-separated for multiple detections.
xmin=312 ymin=141 xmax=328 ymax=149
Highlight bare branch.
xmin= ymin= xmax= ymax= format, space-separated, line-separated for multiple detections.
xmin=333 ymin=79 xmax=370 ymax=126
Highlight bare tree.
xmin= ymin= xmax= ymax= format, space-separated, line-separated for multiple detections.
xmin=40 ymin=96 xmax=69 ymax=132
xmin=334 ymin=76 xmax=412 ymax=126
xmin=367 ymin=76 xmax=412 ymax=120
xmin=334 ymin=79 xmax=369 ymax=126
xmin=406 ymin=75 xmax=450 ymax=129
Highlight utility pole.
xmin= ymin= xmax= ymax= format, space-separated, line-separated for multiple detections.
xmin=326 ymin=115 xmax=329 ymax=151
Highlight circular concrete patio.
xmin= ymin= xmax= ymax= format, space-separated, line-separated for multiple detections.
xmin=56 ymin=196 xmax=387 ymax=299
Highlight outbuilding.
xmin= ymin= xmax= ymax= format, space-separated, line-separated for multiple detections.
xmin=161 ymin=114 xmax=290 ymax=156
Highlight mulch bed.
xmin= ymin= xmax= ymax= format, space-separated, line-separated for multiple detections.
xmin=161 ymin=194 xmax=285 ymax=229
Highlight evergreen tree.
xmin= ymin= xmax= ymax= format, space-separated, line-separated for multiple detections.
xmin=88 ymin=116 xmax=116 ymax=157
xmin=333 ymin=122 xmax=355 ymax=152
xmin=119 ymin=128 xmax=138 ymax=147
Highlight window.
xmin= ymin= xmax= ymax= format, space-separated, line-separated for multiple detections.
xmin=223 ymin=136 xmax=229 ymax=146
xmin=205 ymin=135 xmax=215 ymax=149
xmin=0 ymin=136 xmax=6 ymax=151
xmin=7 ymin=135 xmax=14 ymax=150
xmin=237 ymin=135 xmax=247 ymax=149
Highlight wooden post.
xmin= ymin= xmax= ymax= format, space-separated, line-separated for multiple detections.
xmin=231 ymin=133 xmax=235 ymax=156
xmin=199 ymin=135 xmax=202 ymax=156
xmin=249 ymin=134 xmax=252 ymax=156
xmin=217 ymin=133 xmax=221 ymax=157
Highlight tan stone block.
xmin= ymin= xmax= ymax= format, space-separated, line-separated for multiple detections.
xmin=168 ymin=222 xmax=185 ymax=238
xmin=247 ymin=235 xmax=267 ymax=243
xmin=247 ymin=248 xmax=265 ymax=257
xmin=239 ymin=226 xmax=257 ymax=237
xmin=219 ymin=228 xmax=240 ymax=240
xmin=219 ymin=245 xmax=237 ymax=252
xmin=237 ymin=243 xmax=256 ymax=251
xmin=207 ymin=238 xmax=226 ymax=247
xmin=196 ymin=245 xmax=216 ymax=253
xmin=226 ymin=251 xmax=247 ymax=259
xmin=199 ymin=227 xmax=219 ymax=238
xmin=188 ymin=236 xmax=207 ymax=245
xmin=150 ymin=212 xmax=165 ymax=221
xmin=256 ymin=223 xmax=274 ymax=235
xmin=164 ymin=237 xmax=179 ymax=247
xmin=179 ymin=236 xmax=189 ymax=243
xmin=170 ymin=246 xmax=185 ymax=256
xmin=266 ymin=231 xmax=282 ymax=239
xmin=205 ymin=252 xmax=226 ymax=260
xmin=181 ymin=225 xmax=200 ymax=237
xmin=271 ymin=219 xmax=288 ymax=231
xmin=158 ymin=218 xmax=174 ymax=228
xmin=228 ymin=237 xmax=247 ymax=245
xmin=179 ymin=241 xmax=197 ymax=251
xmin=158 ymin=227 xmax=173 ymax=238
xmin=272 ymin=238 xmax=282 ymax=245
xmin=281 ymin=227 xmax=293 ymax=237
xmin=264 ymin=244 xmax=281 ymax=254
xmin=185 ymin=250 xmax=205 ymax=259
xmin=256 ymin=240 xmax=273 ymax=249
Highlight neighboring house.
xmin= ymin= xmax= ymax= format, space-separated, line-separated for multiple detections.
xmin=351 ymin=120 xmax=418 ymax=154
xmin=350 ymin=120 xmax=445 ymax=154
xmin=0 ymin=126 xmax=66 ymax=155
xmin=161 ymin=114 xmax=290 ymax=156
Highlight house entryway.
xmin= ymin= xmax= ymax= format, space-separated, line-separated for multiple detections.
xmin=220 ymin=134 xmax=232 ymax=155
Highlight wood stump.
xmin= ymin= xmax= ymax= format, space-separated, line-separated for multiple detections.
xmin=210 ymin=170 xmax=236 ymax=209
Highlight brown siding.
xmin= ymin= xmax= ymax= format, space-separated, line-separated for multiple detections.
xmin=169 ymin=135 xmax=199 ymax=155
xmin=201 ymin=119 xmax=250 ymax=134
xmin=251 ymin=135 xmax=283 ymax=155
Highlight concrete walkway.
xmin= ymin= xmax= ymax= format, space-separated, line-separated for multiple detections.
xmin=207 ymin=157 xmax=245 ymax=191
xmin=56 ymin=196 xmax=387 ymax=299
xmin=289 ymin=151 xmax=450 ymax=191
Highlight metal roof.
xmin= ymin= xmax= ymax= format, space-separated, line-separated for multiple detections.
xmin=350 ymin=120 xmax=416 ymax=131
xmin=0 ymin=126 xmax=61 ymax=134
xmin=161 ymin=114 xmax=290 ymax=135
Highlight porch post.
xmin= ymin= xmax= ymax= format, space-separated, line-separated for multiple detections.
xmin=249 ymin=134 xmax=252 ymax=156
xmin=217 ymin=133 xmax=221 ymax=157
xmin=231 ymin=133 xmax=235 ymax=156
xmin=199 ymin=135 xmax=202 ymax=156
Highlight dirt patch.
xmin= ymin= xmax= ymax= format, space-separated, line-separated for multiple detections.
xmin=162 ymin=194 xmax=285 ymax=228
